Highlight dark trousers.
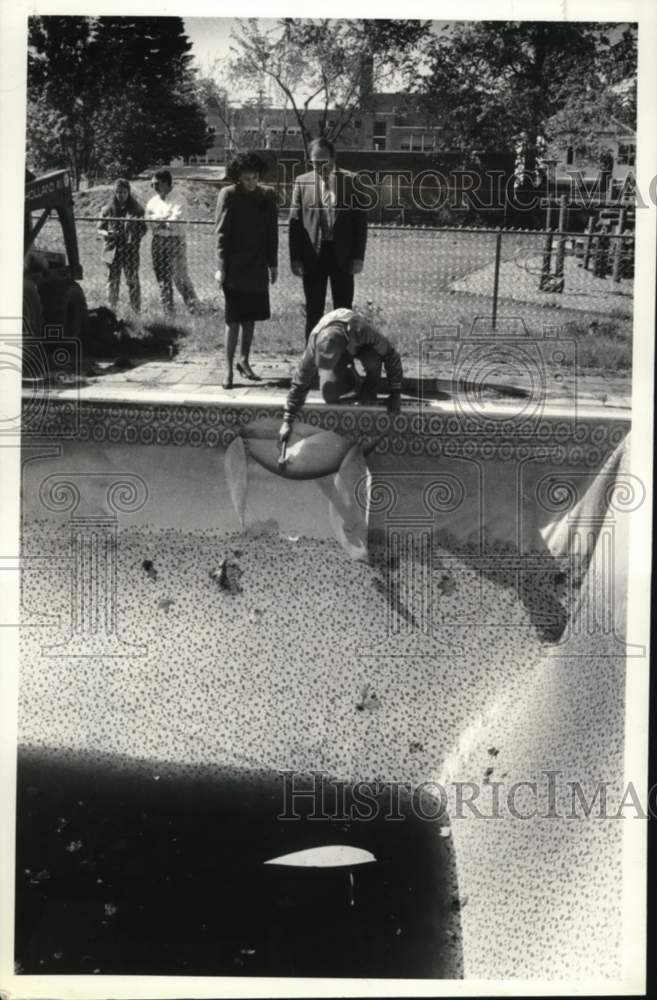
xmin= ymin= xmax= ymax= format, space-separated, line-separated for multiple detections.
xmin=324 ymin=346 xmax=382 ymax=402
xmin=106 ymin=249 xmax=141 ymax=312
xmin=302 ymin=242 xmax=354 ymax=340
xmin=151 ymin=235 xmax=198 ymax=314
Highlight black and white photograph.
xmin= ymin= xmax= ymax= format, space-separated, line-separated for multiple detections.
xmin=0 ymin=0 xmax=655 ymax=995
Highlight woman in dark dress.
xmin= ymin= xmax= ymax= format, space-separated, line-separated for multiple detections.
xmin=214 ymin=152 xmax=278 ymax=389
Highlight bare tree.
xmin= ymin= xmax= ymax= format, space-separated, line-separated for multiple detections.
xmin=229 ymin=18 xmax=430 ymax=157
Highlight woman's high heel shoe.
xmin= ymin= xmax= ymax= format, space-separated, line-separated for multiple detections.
xmin=236 ymin=361 xmax=262 ymax=382
xmin=222 ymin=370 xmax=234 ymax=390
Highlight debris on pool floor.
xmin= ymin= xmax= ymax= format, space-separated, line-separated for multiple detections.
xmin=20 ymin=522 xmax=574 ymax=783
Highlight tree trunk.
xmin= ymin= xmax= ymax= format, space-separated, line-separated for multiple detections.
xmin=524 ymin=27 xmax=548 ymax=177
xmin=69 ymin=138 xmax=80 ymax=192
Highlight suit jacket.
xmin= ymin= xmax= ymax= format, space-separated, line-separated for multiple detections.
xmin=288 ymin=168 xmax=367 ymax=274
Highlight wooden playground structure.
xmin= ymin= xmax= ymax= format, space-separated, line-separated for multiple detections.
xmin=539 ymin=196 xmax=634 ymax=293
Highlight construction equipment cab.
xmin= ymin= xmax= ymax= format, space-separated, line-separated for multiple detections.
xmin=23 ymin=167 xmax=88 ymax=347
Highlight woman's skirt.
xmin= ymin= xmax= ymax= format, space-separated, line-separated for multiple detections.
xmin=223 ymin=287 xmax=270 ymax=323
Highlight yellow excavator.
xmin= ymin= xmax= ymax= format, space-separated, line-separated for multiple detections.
xmin=23 ymin=167 xmax=179 ymax=376
xmin=23 ymin=167 xmax=89 ymax=347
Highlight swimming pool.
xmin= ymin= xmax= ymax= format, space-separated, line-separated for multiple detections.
xmin=17 ymin=393 xmax=633 ymax=981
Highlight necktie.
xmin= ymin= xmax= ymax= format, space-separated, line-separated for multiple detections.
xmin=319 ymin=173 xmax=334 ymax=241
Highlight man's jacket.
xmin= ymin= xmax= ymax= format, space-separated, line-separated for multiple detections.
xmin=98 ymin=200 xmax=147 ymax=262
xmin=288 ymin=169 xmax=368 ymax=274
xmin=284 ymin=309 xmax=403 ymax=420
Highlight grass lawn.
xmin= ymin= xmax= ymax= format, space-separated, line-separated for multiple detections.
xmin=37 ymin=180 xmax=634 ymax=381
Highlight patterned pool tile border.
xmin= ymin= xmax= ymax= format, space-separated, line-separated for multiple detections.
xmin=21 ymin=398 xmax=629 ymax=465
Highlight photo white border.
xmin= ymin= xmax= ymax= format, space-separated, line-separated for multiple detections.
xmin=1 ymin=1 xmax=655 ymax=996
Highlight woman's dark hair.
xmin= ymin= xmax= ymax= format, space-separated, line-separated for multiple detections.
xmin=227 ymin=152 xmax=268 ymax=183
xmin=112 ymin=177 xmax=137 ymax=211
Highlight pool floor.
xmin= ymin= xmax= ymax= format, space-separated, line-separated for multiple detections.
xmin=19 ymin=522 xmax=573 ymax=780
xmin=16 ymin=520 xmax=575 ymax=978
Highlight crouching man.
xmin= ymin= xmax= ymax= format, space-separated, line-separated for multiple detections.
xmin=279 ymin=307 xmax=403 ymax=443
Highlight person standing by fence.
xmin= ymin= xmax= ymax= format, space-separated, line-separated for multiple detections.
xmin=145 ymin=169 xmax=200 ymax=315
xmin=214 ymin=152 xmax=278 ymax=389
xmin=97 ymin=179 xmax=147 ymax=313
xmin=289 ymin=138 xmax=368 ymax=341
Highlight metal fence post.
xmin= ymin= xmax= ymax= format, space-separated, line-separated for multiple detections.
xmin=582 ymin=214 xmax=595 ymax=271
xmin=553 ymin=194 xmax=567 ymax=292
xmin=491 ymin=228 xmax=502 ymax=331
xmin=540 ymin=203 xmax=554 ymax=291
xmin=593 ymin=223 xmax=611 ymax=278
xmin=612 ymin=208 xmax=626 ymax=283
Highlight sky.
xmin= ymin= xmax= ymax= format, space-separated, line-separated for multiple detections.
xmin=184 ymin=17 xmax=630 ymax=77
xmin=184 ymin=18 xmax=633 ymax=111
xmin=184 ymin=17 xmax=278 ymax=77
xmin=183 ymin=17 xmax=445 ymax=102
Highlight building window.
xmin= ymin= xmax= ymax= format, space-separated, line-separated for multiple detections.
xmin=566 ymin=145 xmax=574 ymax=165
xmin=411 ymin=134 xmax=423 ymax=151
xmin=400 ymin=136 xmax=410 ymax=150
xmin=374 ymin=121 xmax=387 ymax=138
xmin=207 ymin=124 xmax=216 ymax=136
xmin=354 ymin=119 xmax=362 ymax=129
xmin=617 ymin=143 xmax=635 ymax=166
xmin=423 ymin=134 xmax=436 ymax=151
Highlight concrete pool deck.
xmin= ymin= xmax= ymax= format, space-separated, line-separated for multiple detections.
xmin=24 ymin=351 xmax=631 ymax=413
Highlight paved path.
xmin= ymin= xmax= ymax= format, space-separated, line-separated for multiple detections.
xmin=450 ymin=253 xmax=633 ymax=317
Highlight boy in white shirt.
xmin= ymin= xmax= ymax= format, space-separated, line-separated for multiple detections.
xmin=145 ymin=169 xmax=200 ymax=314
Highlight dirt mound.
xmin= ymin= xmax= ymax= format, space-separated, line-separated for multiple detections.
xmin=74 ymin=179 xmax=221 ymax=221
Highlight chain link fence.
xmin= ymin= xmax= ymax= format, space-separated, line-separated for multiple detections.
xmin=35 ymin=216 xmax=634 ymax=355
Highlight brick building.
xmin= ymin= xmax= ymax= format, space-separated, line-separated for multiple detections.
xmin=186 ymin=91 xmax=443 ymax=165
xmin=370 ymin=93 xmax=442 ymax=152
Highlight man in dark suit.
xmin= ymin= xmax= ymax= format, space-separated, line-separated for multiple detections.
xmin=289 ymin=137 xmax=368 ymax=340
